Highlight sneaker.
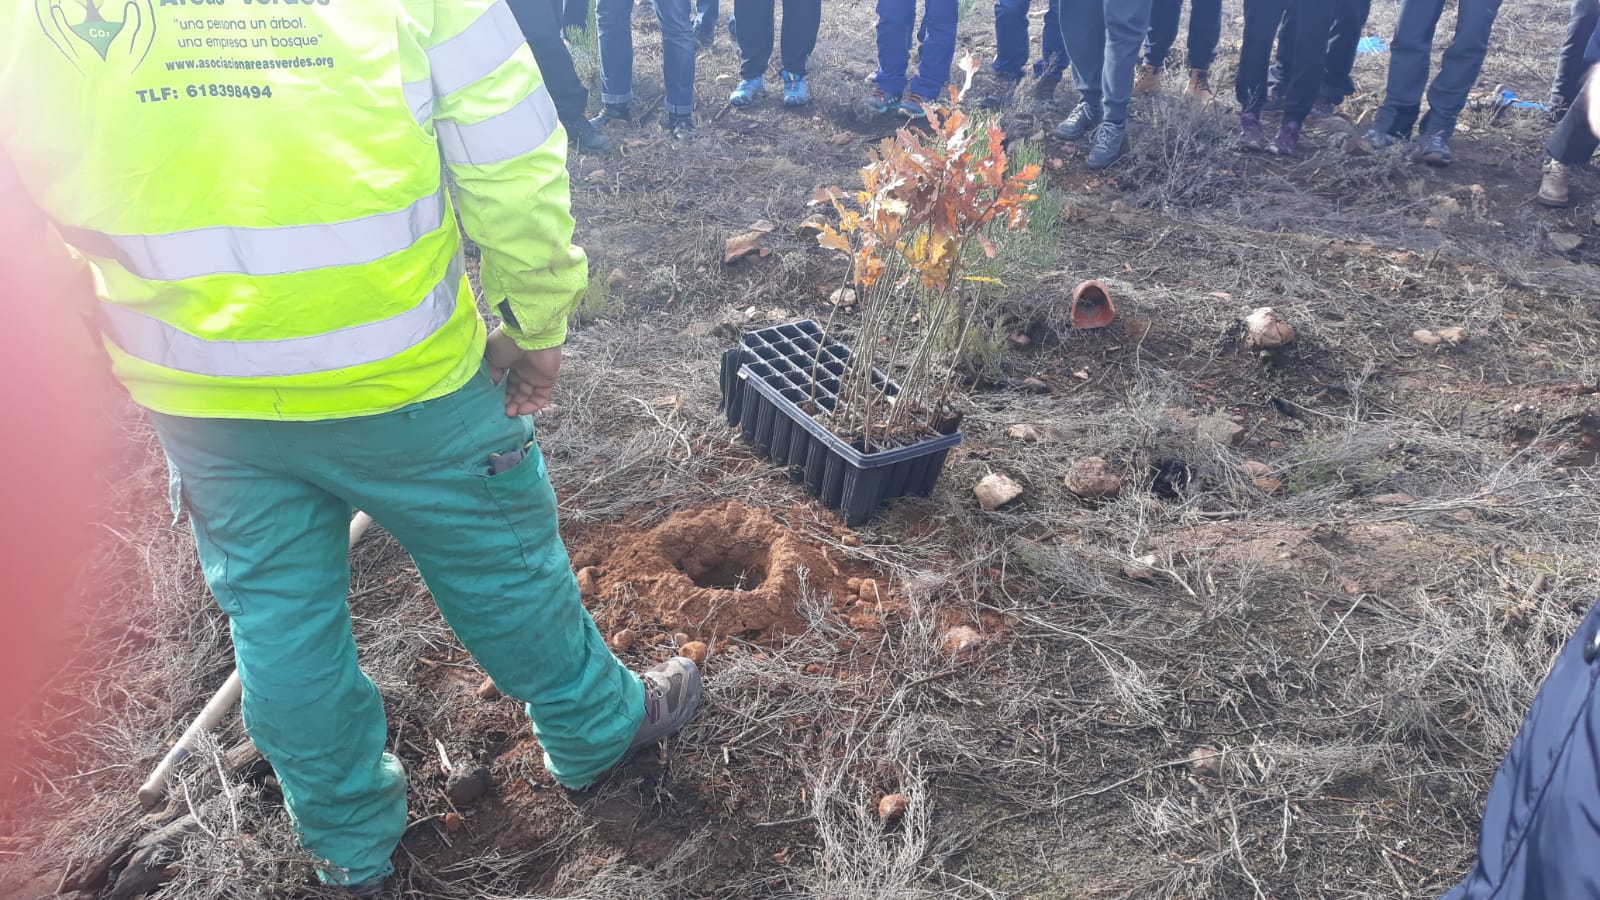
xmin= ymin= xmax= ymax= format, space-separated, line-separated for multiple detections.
xmin=571 ymin=120 xmax=614 ymax=153
xmin=1238 ymin=112 xmax=1267 ymax=151
xmin=729 ymin=77 xmax=766 ymax=107
xmin=629 ymin=657 xmax=704 ymax=750
xmin=1185 ymin=68 xmax=1214 ymax=104
xmin=1271 ymin=118 xmax=1303 ymax=156
xmin=898 ymin=95 xmax=929 ymax=119
xmin=1054 ymin=100 xmax=1103 ymax=141
xmin=781 ymin=70 xmax=810 ymax=107
xmin=864 ymin=89 xmax=900 ymax=115
xmin=1539 ymin=158 xmax=1572 ymax=208
xmin=667 ymin=113 xmax=697 ymax=137
xmin=1133 ymin=63 xmax=1162 ymax=96
xmin=1345 ymin=127 xmax=1402 ymax=156
xmin=1415 ymin=132 xmax=1452 ymax=167
xmin=1085 ymin=121 xmax=1127 ymax=170
xmin=1032 ymin=73 xmax=1063 ymax=103
xmin=589 ymin=103 xmax=631 ymax=127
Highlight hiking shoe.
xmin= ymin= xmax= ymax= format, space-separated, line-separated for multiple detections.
xmin=1133 ymin=63 xmax=1162 ymax=95
xmin=1345 ymin=127 xmax=1402 ymax=156
xmin=1271 ymin=118 xmax=1303 ymax=156
xmin=1032 ymin=73 xmax=1062 ymax=103
xmin=1085 ymin=121 xmax=1127 ymax=170
xmin=981 ymin=75 xmax=1019 ymax=111
xmin=667 ymin=113 xmax=697 ymax=137
xmin=864 ymin=89 xmax=901 ymax=115
xmin=1054 ymin=100 xmax=1103 ymax=140
xmin=899 ymin=95 xmax=930 ymax=119
xmin=730 ymin=77 xmax=766 ymax=107
xmin=589 ymin=103 xmax=631 ymax=127
xmin=1185 ymin=68 xmax=1214 ymax=104
xmin=571 ymin=120 xmax=614 ymax=153
xmin=1238 ymin=112 xmax=1267 ymax=151
xmin=1415 ymin=132 xmax=1453 ymax=167
xmin=629 ymin=656 xmax=703 ymax=750
xmin=781 ymin=70 xmax=810 ymax=107
xmin=1539 ymin=158 xmax=1572 ymax=208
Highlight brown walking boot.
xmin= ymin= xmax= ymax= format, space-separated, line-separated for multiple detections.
xmin=1185 ymin=68 xmax=1214 ymax=104
xmin=1134 ymin=64 xmax=1162 ymax=96
xmin=1539 ymin=159 xmax=1572 ymax=208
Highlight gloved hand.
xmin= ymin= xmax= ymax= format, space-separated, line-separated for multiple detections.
xmin=484 ymin=327 xmax=562 ymax=417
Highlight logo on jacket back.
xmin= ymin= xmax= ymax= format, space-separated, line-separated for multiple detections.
xmin=37 ymin=0 xmax=157 ymax=73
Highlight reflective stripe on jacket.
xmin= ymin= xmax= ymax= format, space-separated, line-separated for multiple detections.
xmin=1 ymin=0 xmax=586 ymax=420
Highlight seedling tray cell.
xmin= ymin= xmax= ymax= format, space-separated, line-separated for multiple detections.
xmin=719 ymin=320 xmax=961 ymax=524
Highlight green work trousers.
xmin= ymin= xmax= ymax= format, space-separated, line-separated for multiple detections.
xmin=148 ymin=364 xmax=644 ymax=888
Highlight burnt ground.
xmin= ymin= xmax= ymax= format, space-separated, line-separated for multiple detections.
xmin=6 ymin=0 xmax=1600 ymax=898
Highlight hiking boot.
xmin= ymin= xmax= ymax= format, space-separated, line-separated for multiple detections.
xmin=571 ymin=120 xmax=614 ymax=153
xmin=864 ymin=89 xmax=900 ymax=115
xmin=1032 ymin=73 xmax=1062 ymax=102
xmin=1238 ymin=112 xmax=1267 ymax=151
xmin=1185 ymin=68 xmax=1214 ymax=104
xmin=589 ymin=103 xmax=631 ymax=127
xmin=981 ymin=75 xmax=1019 ymax=111
xmin=781 ymin=70 xmax=810 ymax=107
xmin=1085 ymin=121 xmax=1127 ymax=170
xmin=667 ymin=113 xmax=697 ymax=137
xmin=1054 ymin=100 xmax=1103 ymax=140
xmin=629 ymin=657 xmax=704 ymax=750
xmin=1271 ymin=118 xmax=1303 ymax=156
xmin=1133 ymin=63 xmax=1162 ymax=95
xmin=1345 ymin=127 xmax=1401 ymax=156
xmin=1539 ymin=158 xmax=1572 ymax=208
xmin=1415 ymin=132 xmax=1453 ymax=167
xmin=729 ymin=76 xmax=766 ymax=107
xmin=899 ymin=95 xmax=930 ymax=119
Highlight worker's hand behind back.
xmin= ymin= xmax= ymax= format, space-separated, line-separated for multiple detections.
xmin=485 ymin=327 xmax=562 ymax=417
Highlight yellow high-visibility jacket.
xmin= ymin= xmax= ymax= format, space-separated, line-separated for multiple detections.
xmin=0 ymin=0 xmax=586 ymax=420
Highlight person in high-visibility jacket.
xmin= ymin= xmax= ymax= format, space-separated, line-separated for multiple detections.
xmin=0 ymin=1 xmax=701 ymax=890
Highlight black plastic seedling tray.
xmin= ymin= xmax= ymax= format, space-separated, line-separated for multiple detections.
xmin=719 ymin=320 xmax=962 ymax=524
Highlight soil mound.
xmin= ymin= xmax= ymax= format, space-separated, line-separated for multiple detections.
xmin=577 ymin=502 xmax=848 ymax=638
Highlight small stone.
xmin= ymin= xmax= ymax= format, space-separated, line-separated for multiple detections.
xmin=1198 ymin=413 xmax=1247 ymax=447
xmin=611 ymin=628 xmax=637 ymax=652
xmin=673 ymin=632 xmax=691 ymax=646
xmin=1008 ymin=332 xmax=1032 ymax=348
xmin=605 ymin=269 xmax=630 ymax=294
xmin=1188 ymin=747 xmax=1222 ymax=779
xmin=798 ymin=214 xmax=828 ymax=238
xmin=1007 ymin=424 xmax=1044 ymax=442
xmin=1122 ymin=554 xmax=1159 ymax=582
xmin=724 ymin=231 xmax=767 ymax=264
xmin=1073 ymin=370 xmax=1090 ymax=380
xmin=750 ymin=220 xmax=778 ymax=234
xmin=1244 ymin=307 xmax=1296 ymax=350
xmin=878 ymin=793 xmax=910 ymax=823
xmin=941 ymin=625 xmax=983 ymax=655
xmin=1371 ymin=492 xmax=1417 ymax=505
xmin=846 ymin=577 xmax=863 ymax=592
xmin=829 ymin=288 xmax=857 ymax=308
xmin=1438 ymin=326 xmax=1468 ymax=346
xmin=1019 ymin=377 xmax=1050 ymax=393
xmin=680 ymin=641 xmax=709 ymax=666
xmin=443 ymin=811 xmax=464 ymax=833
xmin=1412 ymin=329 xmax=1442 ymax=346
xmin=858 ymin=579 xmax=881 ymax=603
xmin=445 ymin=767 xmax=492 ymax=806
xmin=1242 ymin=460 xmax=1271 ymax=477
xmin=1550 ymin=231 xmax=1585 ymax=253
xmin=842 ymin=534 xmax=862 ymax=547
xmin=1253 ymin=476 xmax=1283 ymax=493
xmin=1065 ymin=457 xmax=1123 ymax=499
xmin=475 ymin=677 xmax=501 ymax=701
xmin=974 ymin=473 xmax=1024 ymax=510
xmin=576 ymin=566 xmax=602 ymax=596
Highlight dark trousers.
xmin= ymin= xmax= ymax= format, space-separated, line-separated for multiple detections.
xmin=507 ymin=0 xmax=593 ymax=132
xmin=733 ymin=0 xmax=820 ymax=79
xmin=564 ymin=0 xmax=591 ymax=28
xmin=1552 ymin=0 xmax=1600 ymax=112
xmin=1142 ymin=0 xmax=1223 ymax=70
xmin=993 ymin=0 xmax=1068 ymax=82
xmin=1272 ymin=0 xmax=1371 ymax=104
xmin=1372 ymin=0 xmax=1505 ymax=140
xmin=1548 ymin=85 xmax=1600 ymax=164
xmin=1238 ymin=0 xmax=1331 ymax=120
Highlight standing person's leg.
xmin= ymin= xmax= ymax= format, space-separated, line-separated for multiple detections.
xmin=1139 ymin=0 xmax=1181 ymax=96
xmin=873 ymin=0 xmax=916 ymax=103
xmin=1059 ymin=0 xmax=1107 ymax=113
xmin=1320 ymin=0 xmax=1372 ymax=106
xmin=1269 ymin=5 xmax=1296 ymax=99
xmin=1415 ymin=0 xmax=1505 ymax=142
xmin=1273 ymin=0 xmax=1331 ymax=153
xmin=908 ymin=0 xmax=959 ymax=103
xmin=564 ymin=0 xmax=593 ymax=29
xmin=311 ymin=371 xmax=650 ymax=791
xmin=993 ymin=0 xmax=1032 ymax=82
xmin=594 ymin=0 xmax=637 ymax=115
xmin=1038 ymin=0 xmax=1069 ymax=82
xmin=652 ymin=0 xmax=699 ymax=123
xmin=731 ymin=0 xmax=775 ymax=101
xmin=694 ymin=0 xmax=719 ymax=45
xmin=508 ymin=0 xmax=598 ymax=138
xmin=1184 ymin=0 xmax=1222 ymax=99
xmin=1237 ymin=0 xmax=1286 ymax=150
xmin=1098 ymin=0 xmax=1152 ymax=126
xmin=1372 ymin=0 xmax=1447 ymax=140
xmin=147 ymin=416 xmax=406 ymax=890
xmin=778 ymin=0 xmax=822 ymax=82
xmin=1541 ymin=82 xmax=1600 ymax=206
xmin=1552 ymin=0 xmax=1600 ymax=112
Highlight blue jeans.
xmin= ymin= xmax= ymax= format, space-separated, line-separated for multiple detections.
xmin=874 ymin=0 xmax=958 ymax=100
xmin=1372 ymin=0 xmax=1505 ymax=140
xmin=598 ymin=0 xmax=698 ymax=114
xmin=993 ymin=0 xmax=1067 ymax=82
